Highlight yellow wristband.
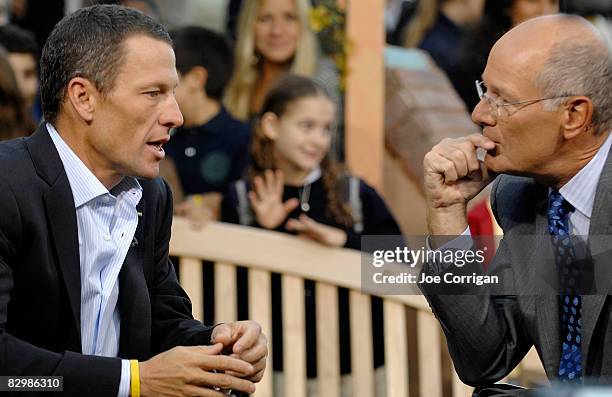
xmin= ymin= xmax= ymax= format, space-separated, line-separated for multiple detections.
xmin=130 ymin=360 xmax=140 ymax=397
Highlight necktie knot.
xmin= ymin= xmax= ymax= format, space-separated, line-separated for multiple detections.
xmin=548 ymin=191 xmax=574 ymax=236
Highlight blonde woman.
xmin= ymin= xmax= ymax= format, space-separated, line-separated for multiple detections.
xmin=225 ymin=0 xmax=340 ymax=125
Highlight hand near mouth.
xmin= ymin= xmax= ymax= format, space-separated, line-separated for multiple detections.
xmin=423 ymin=133 xmax=497 ymax=238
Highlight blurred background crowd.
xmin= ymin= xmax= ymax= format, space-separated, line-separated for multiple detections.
xmin=0 ymin=1 xmax=610 ymax=393
xmin=0 ymin=0 xmax=610 ymax=218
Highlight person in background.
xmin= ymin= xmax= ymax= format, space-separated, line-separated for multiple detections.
xmin=9 ymin=0 xmax=64 ymax=57
xmin=451 ymin=0 xmax=559 ymax=112
xmin=0 ymin=44 xmax=32 ymax=139
xmin=222 ymin=74 xmax=401 ymax=389
xmin=224 ymin=0 xmax=341 ymax=132
xmin=223 ymin=74 xmax=399 ymax=249
xmin=0 ymin=0 xmax=8 ymax=25
xmin=0 ymin=24 xmax=39 ymax=121
xmin=404 ymin=0 xmax=485 ymax=77
xmin=163 ymin=26 xmax=251 ymax=225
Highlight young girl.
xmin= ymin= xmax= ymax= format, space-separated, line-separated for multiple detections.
xmin=221 ymin=74 xmax=402 ymax=381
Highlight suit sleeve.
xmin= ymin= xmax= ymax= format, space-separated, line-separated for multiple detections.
xmin=150 ymin=178 xmax=215 ymax=353
xmin=419 ymin=177 xmax=533 ymax=386
xmin=0 ymin=175 xmax=122 ymax=396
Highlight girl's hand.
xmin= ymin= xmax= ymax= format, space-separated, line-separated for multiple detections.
xmin=249 ymin=170 xmax=299 ymax=229
xmin=286 ymin=214 xmax=347 ymax=247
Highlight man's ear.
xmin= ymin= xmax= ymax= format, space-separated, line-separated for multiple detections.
xmin=562 ymin=96 xmax=594 ymax=139
xmin=65 ymin=77 xmax=97 ymax=123
xmin=183 ymin=66 xmax=208 ymax=92
xmin=260 ymin=112 xmax=280 ymax=141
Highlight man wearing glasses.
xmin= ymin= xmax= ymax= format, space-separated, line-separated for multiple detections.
xmin=422 ymin=13 xmax=612 ymax=392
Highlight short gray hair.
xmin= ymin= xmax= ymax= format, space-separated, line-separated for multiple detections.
xmin=40 ymin=5 xmax=172 ymax=123
xmin=534 ymin=39 xmax=612 ymax=134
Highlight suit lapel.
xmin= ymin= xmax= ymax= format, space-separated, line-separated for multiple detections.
xmin=582 ymin=146 xmax=612 ymax=367
xmin=27 ymin=124 xmax=82 ymax=343
xmin=118 ymin=198 xmax=151 ymax=359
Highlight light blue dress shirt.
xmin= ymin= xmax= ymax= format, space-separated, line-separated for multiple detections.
xmin=48 ymin=123 xmax=142 ymax=397
xmin=558 ymin=131 xmax=612 ymax=237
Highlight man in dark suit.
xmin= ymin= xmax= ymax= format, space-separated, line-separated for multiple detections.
xmin=0 ymin=5 xmax=267 ymax=396
xmin=422 ymin=14 xmax=612 ymax=390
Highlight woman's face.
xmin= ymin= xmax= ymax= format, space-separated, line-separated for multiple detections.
xmin=254 ymin=0 xmax=301 ymax=65
xmin=510 ymin=0 xmax=559 ymax=26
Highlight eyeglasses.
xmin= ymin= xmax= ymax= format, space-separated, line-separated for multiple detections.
xmin=475 ymin=80 xmax=574 ymax=119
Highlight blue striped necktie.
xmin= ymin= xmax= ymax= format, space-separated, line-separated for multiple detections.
xmin=548 ymin=190 xmax=582 ymax=382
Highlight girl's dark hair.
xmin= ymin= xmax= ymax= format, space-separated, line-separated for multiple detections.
xmin=0 ymin=46 xmax=33 ymax=140
xmin=249 ymin=74 xmax=353 ymax=228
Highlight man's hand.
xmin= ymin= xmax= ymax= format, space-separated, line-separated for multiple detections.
xmin=139 ymin=343 xmax=256 ymax=397
xmin=286 ymin=214 xmax=347 ymax=247
xmin=423 ymin=134 xmax=496 ymax=237
xmin=211 ymin=321 xmax=268 ymax=382
xmin=249 ymin=170 xmax=299 ymax=229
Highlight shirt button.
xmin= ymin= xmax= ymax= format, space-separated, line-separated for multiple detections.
xmin=103 ymin=234 xmax=111 ymax=241
xmin=185 ymin=147 xmax=197 ymax=157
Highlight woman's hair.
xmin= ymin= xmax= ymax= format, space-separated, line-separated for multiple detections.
xmin=249 ymin=74 xmax=353 ymax=228
xmin=224 ymin=0 xmax=318 ymax=121
xmin=0 ymin=45 xmax=32 ymax=140
xmin=404 ymin=0 xmax=443 ymax=47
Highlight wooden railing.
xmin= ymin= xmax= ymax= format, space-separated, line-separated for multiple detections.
xmin=169 ymin=218 xmax=475 ymax=397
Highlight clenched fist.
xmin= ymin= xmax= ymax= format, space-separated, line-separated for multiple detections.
xmin=423 ymin=134 xmax=496 ymax=237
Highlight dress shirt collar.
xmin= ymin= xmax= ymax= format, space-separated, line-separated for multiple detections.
xmin=47 ymin=122 xmax=141 ymax=208
xmin=559 ymin=130 xmax=612 ymax=219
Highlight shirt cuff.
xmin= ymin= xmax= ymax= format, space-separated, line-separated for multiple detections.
xmin=425 ymin=227 xmax=473 ymax=274
xmin=117 ymin=359 xmax=131 ymax=397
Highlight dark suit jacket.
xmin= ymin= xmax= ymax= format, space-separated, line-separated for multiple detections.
xmin=421 ymin=146 xmax=612 ymax=387
xmin=0 ymin=124 xmax=213 ymax=395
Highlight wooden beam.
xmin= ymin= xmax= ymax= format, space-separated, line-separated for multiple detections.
xmin=214 ymin=262 xmax=236 ymax=323
xmin=282 ymin=275 xmax=307 ymax=397
xmin=349 ymin=291 xmax=374 ymax=397
xmin=179 ymin=257 xmax=203 ymax=321
xmin=384 ymin=300 xmax=409 ymax=397
xmin=344 ymin=0 xmax=385 ymax=190
xmin=249 ymin=269 xmax=274 ymax=397
xmin=316 ymin=283 xmax=341 ymax=397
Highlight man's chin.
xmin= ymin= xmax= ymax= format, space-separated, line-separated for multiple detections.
xmin=132 ymin=165 xmax=160 ymax=180
xmin=483 ymin=155 xmax=507 ymax=175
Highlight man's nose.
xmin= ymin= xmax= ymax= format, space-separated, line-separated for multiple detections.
xmin=472 ymin=99 xmax=495 ymax=127
xmin=161 ymin=95 xmax=184 ymax=128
